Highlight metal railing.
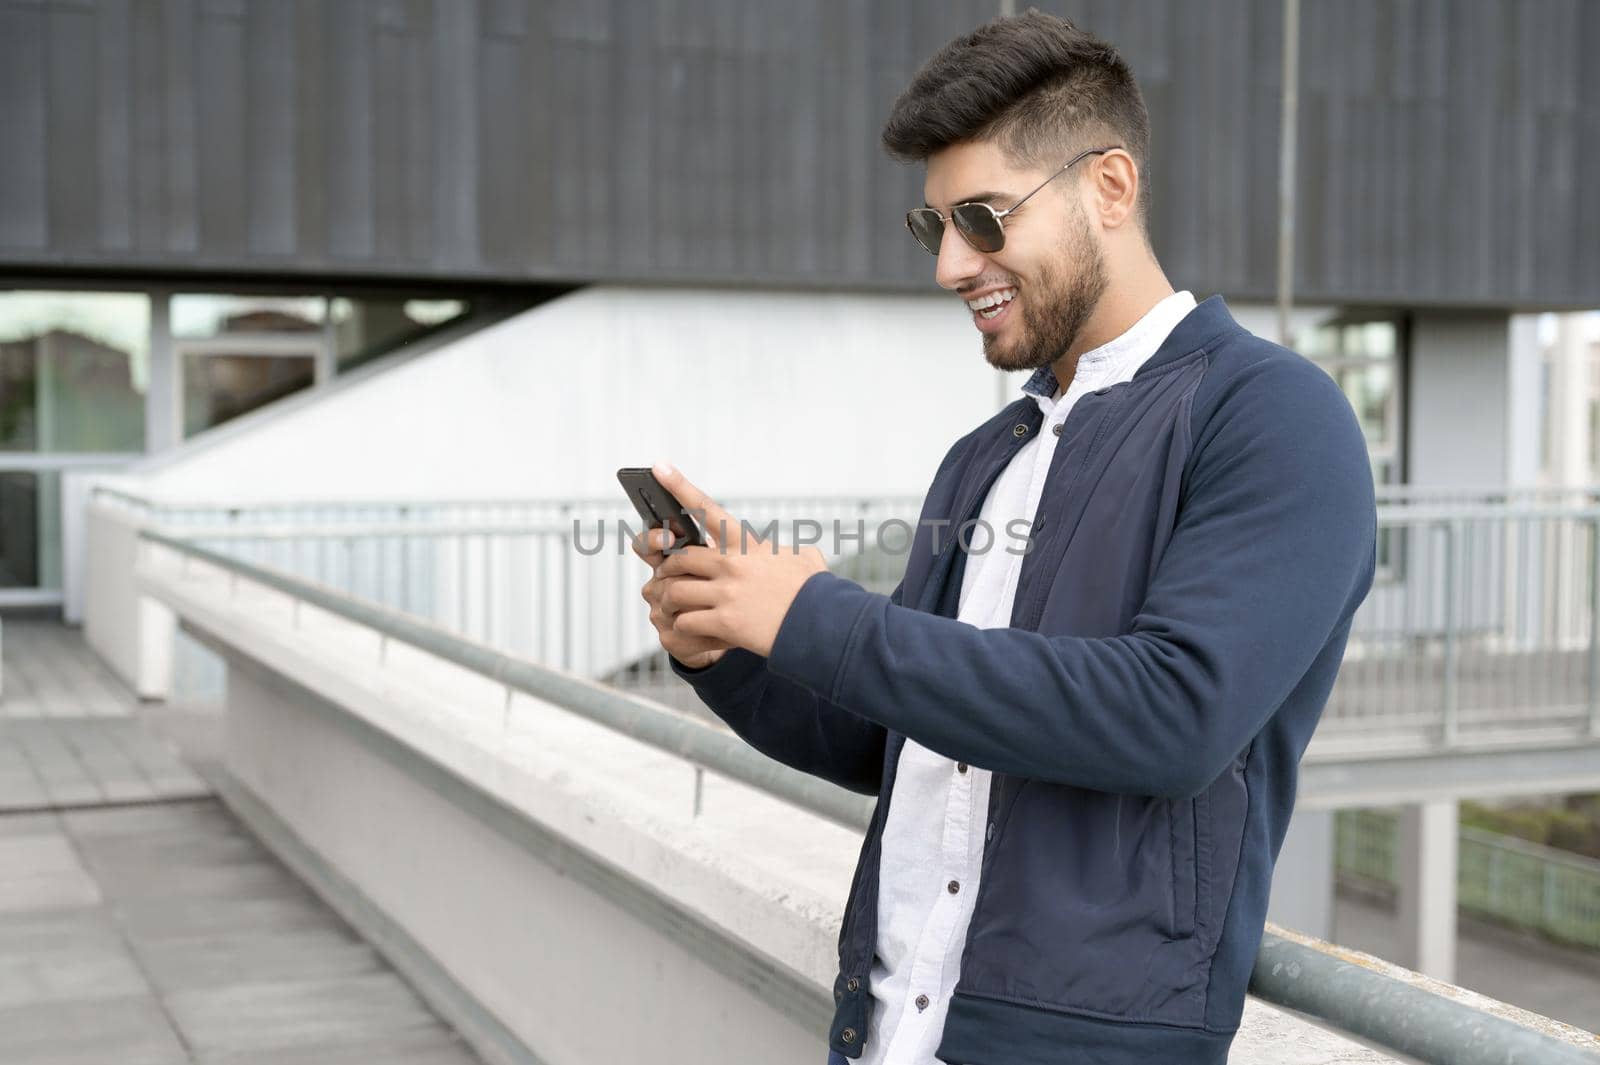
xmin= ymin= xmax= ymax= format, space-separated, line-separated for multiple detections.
xmin=109 ymin=487 xmax=919 ymax=716
xmin=105 ymin=486 xmax=1600 ymax=751
xmin=137 ymin=527 xmax=1600 ymax=1065
xmin=1375 ymin=484 xmax=1600 ymax=507
xmin=1337 ymin=808 xmax=1600 ymax=951
xmin=1323 ymin=504 xmax=1600 ymax=750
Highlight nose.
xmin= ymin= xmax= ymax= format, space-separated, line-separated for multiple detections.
xmin=934 ymin=223 xmax=987 ymax=293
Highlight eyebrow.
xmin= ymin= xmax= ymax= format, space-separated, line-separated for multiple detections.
xmin=922 ymin=191 xmax=1015 ymax=210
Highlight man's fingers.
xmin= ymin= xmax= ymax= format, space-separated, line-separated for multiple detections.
xmin=630 ymin=525 xmax=675 ymax=565
xmin=659 ymin=575 xmax=718 ymax=613
xmin=671 ymin=606 xmax=724 ymax=641
xmin=655 ymin=545 xmax=722 ymax=580
xmin=652 ymin=461 xmax=736 ymax=549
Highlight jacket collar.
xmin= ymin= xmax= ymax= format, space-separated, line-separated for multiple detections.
xmin=1132 ymin=293 xmax=1244 ymax=378
xmin=1018 ymin=293 xmax=1244 ymax=399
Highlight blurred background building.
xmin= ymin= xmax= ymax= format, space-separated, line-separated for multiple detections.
xmin=0 ymin=2 xmax=1597 ymax=1063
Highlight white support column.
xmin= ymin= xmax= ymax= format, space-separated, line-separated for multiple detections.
xmin=1267 ymin=806 xmax=1335 ymax=940
xmin=145 ymin=290 xmax=180 ymax=453
xmin=1406 ymin=312 xmax=1512 ymax=487
xmin=1397 ymin=799 xmax=1458 ymax=981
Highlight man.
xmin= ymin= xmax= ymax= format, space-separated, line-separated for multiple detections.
xmin=633 ymin=11 xmax=1375 ymax=1065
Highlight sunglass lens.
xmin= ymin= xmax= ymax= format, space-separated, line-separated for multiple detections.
xmin=952 ymin=205 xmax=1004 ymax=253
xmin=906 ymin=209 xmax=944 ymax=255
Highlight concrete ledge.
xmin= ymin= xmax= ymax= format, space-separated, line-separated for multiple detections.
xmin=139 ymin=547 xmax=1413 ymax=1065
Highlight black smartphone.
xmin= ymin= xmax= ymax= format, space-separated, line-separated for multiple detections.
xmin=616 ymin=467 xmax=707 ymax=549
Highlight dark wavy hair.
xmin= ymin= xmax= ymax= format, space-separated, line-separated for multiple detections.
xmin=880 ymin=9 xmax=1152 ymax=227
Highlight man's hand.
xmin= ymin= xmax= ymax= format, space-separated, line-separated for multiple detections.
xmin=646 ymin=462 xmax=830 ymax=659
xmin=631 ymin=492 xmax=732 ymax=670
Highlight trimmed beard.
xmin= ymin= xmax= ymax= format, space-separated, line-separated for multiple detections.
xmin=982 ymin=203 xmax=1109 ymax=375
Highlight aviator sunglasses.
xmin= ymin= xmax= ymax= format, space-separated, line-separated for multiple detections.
xmin=905 ymin=145 xmax=1121 ymax=256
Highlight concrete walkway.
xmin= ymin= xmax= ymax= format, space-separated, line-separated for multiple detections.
xmin=0 ymin=618 xmax=482 ymax=1065
xmin=0 ymin=800 xmax=483 ymax=1065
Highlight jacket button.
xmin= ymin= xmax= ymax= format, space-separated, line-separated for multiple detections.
xmin=956 ymin=762 xmax=968 ymax=773
xmin=835 ymin=989 xmax=842 ymax=1002
xmin=915 ymin=993 xmax=930 ymax=1011
xmin=841 ymin=1027 xmax=857 ymax=1044
xmin=1052 ymin=422 xmax=1063 ymax=436
xmin=1012 ymin=423 xmax=1028 ymax=437
xmin=846 ymin=977 xmax=860 ymax=992
xmin=947 ymin=879 xmax=960 ymax=894
xmin=986 ymin=821 xmax=994 ymax=841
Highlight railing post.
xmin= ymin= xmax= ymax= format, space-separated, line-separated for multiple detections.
xmin=1540 ymin=853 xmax=1557 ymax=939
xmin=562 ymin=531 xmax=573 ymax=673
xmin=1487 ymin=840 xmax=1502 ymax=914
xmin=1589 ymin=516 xmax=1600 ymax=738
xmin=1440 ymin=520 xmax=1460 ymax=747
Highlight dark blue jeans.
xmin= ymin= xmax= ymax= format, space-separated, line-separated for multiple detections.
xmin=826 ymin=1052 xmax=848 ymax=1065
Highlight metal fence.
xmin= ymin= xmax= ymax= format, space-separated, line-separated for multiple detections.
xmin=1336 ymin=808 xmax=1600 ymax=951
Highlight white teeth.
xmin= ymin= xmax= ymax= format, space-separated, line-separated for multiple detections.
xmin=966 ymin=288 xmax=1018 ymax=311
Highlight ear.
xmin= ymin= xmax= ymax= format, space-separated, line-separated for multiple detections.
xmin=1089 ymin=149 xmax=1139 ymax=230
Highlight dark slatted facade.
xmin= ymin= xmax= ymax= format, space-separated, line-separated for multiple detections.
xmin=1 ymin=0 xmax=1596 ymax=308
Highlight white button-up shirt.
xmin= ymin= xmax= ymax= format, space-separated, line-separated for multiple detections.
xmin=859 ymin=290 xmax=1198 ymax=1065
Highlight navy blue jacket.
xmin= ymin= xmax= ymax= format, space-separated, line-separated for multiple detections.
xmin=672 ymin=295 xmax=1377 ymax=1064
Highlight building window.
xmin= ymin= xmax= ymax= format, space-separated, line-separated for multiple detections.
xmin=1302 ymin=318 xmax=1403 ymax=487
xmin=0 ymin=290 xmax=149 ymax=453
xmin=1303 ymin=316 xmax=1404 ymax=579
xmin=331 ymin=297 xmax=468 ymax=373
xmin=170 ymin=293 xmax=470 ymax=437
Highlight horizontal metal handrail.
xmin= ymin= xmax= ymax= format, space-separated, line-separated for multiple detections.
xmin=140 ymin=520 xmax=916 ymax=545
xmin=140 ymin=527 xmax=1599 ymax=1064
xmin=0 ymin=452 xmax=141 ymax=472
xmin=1377 ymin=484 xmax=1600 ymax=501
xmin=156 ymin=523 xmax=637 ymax=540
xmin=96 ymin=484 xmax=927 ymax=513
xmin=1250 ymin=930 xmax=1598 ymax=1065
xmin=1374 ymin=504 xmax=1600 ymax=523
xmin=139 ymin=527 xmax=876 ymax=832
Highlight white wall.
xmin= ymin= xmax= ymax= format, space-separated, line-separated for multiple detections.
xmin=129 ymin=286 xmax=1010 ymax=504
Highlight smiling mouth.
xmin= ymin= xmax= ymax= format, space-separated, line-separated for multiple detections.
xmin=967 ymin=286 xmax=1018 ymax=329
xmin=966 ymin=286 xmax=1018 ymax=317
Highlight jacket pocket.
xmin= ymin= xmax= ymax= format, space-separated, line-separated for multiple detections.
xmin=958 ymin=783 xmax=1208 ymax=1025
xmin=1194 ymin=745 xmax=1251 ymax=952
xmin=1168 ymin=795 xmax=1198 ymax=940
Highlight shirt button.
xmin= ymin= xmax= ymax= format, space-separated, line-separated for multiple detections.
xmin=947 ymin=879 xmax=960 ymax=894
xmin=846 ymin=977 xmax=860 ymax=992
xmin=841 ymin=1027 xmax=857 ymax=1044
xmin=1012 ymin=423 xmax=1028 ymax=437
xmin=916 ymin=994 xmax=930 ymax=1011
xmin=1052 ymin=422 xmax=1063 ymax=436
xmin=956 ymin=762 xmax=968 ymax=773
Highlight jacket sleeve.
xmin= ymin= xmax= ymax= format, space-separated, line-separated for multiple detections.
xmin=666 ymin=581 xmax=900 ymax=796
xmin=762 ymin=356 xmax=1378 ymax=800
